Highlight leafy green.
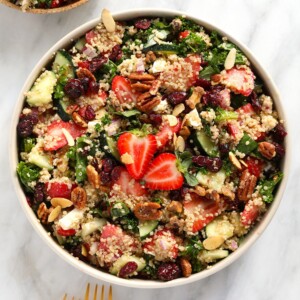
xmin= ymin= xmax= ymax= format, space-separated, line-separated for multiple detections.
xmin=101 ymin=114 xmax=112 ymax=126
xmin=210 ymin=30 xmax=222 ymax=47
xmin=215 ymin=108 xmax=238 ymax=123
xmin=17 ymin=162 xmax=40 ymax=192
xmin=98 ymin=60 xmax=117 ymax=82
xmin=177 ymin=32 xmax=207 ymax=56
xmin=153 ymin=19 xmax=170 ymax=30
xmin=231 ymin=94 xmax=248 ymax=109
xmin=222 ymin=158 xmax=233 ymax=176
xmin=178 ymin=16 xmax=202 ymax=32
xmin=236 ymin=133 xmax=258 ymax=154
xmin=21 ymin=137 xmax=36 ymax=153
xmin=259 ymin=172 xmax=283 ymax=203
xmin=176 ymin=151 xmax=199 ymax=187
xmin=199 ymin=66 xmax=215 ymax=80
xmin=180 ymin=236 xmax=203 ymax=258
xmin=114 ymin=109 xmax=141 ymax=118
xmin=111 ymin=202 xmax=130 ymax=218
xmin=63 ymin=236 xmax=82 ymax=249
xmin=53 ymin=65 xmax=69 ymax=100
xmin=119 ymin=215 xmax=139 ymax=234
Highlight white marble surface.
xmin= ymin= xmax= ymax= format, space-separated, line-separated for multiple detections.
xmin=0 ymin=0 xmax=300 ymax=299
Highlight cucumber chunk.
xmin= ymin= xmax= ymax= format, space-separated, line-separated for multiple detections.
xmin=26 ymin=70 xmax=57 ymax=107
xmin=99 ymin=132 xmax=120 ymax=161
xmin=206 ymin=216 xmax=234 ymax=240
xmin=139 ymin=220 xmax=158 ymax=238
xmin=54 ymin=98 xmax=71 ymax=121
xmin=74 ymin=37 xmax=86 ymax=52
xmin=194 ymin=130 xmax=220 ymax=157
xmin=52 ymin=50 xmax=75 ymax=79
xmin=199 ymin=249 xmax=229 ymax=263
xmin=196 ymin=169 xmax=226 ymax=193
xmin=28 ymin=146 xmax=53 ymax=170
xmin=236 ymin=133 xmax=257 ymax=154
xmin=81 ymin=218 xmax=107 ymax=237
xmin=143 ymin=43 xmax=178 ymax=55
xmin=109 ymin=254 xmax=146 ymax=275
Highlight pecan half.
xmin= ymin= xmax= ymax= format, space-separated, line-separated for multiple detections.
xmin=76 ymin=68 xmax=96 ymax=82
xmin=134 ymin=202 xmax=162 ymax=220
xmin=72 ymin=111 xmax=88 ymax=128
xmin=86 ymin=165 xmax=101 ymax=189
xmin=180 ymin=258 xmax=192 ymax=278
xmin=145 ymin=51 xmax=156 ymax=63
xmin=167 ymin=201 xmax=183 ymax=213
xmin=179 ymin=126 xmax=191 ymax=140
xmin=37 ymin=203 xmax=48 ymax=224
xmin=205 ymin=189 xmax=220 ymax=202
xmin=128 ymin=72 xmax=156 ymax=81
xmin=258 ymin=142 xmax=276 ymax=160
xmin=136 ymin=92 xmax=161 ymax=113
xmin=71 ymin=186 xmax=87 ymax=209
xmin=237 ymin=170 xmax=257 ymax=201
xmin=131 ymin=82 xmax=153 ymax=92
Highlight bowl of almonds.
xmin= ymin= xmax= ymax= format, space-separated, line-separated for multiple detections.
xmin=10 ymin=8 xmax=290 ymax=288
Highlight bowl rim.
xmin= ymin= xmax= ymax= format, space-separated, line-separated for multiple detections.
xmin=9 ymin=8 xmax=291 ymax=289
xmin=0 ymin=0 xmax=88 ymax=14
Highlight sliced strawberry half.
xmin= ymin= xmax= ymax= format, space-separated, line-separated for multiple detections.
xmin=244 ymin=156 xmax=264 ymax=177
xmin=184 ymin=193 xmax=224 ymax=232
xmin=45 ymin=180 xmax=76 ymax=199
xmin=236 ymin=103 xmax=255 ymax=116
xmin=111 ymin=75 xmax=137 ymax=104
xmin=155 ymin=119 xmax=181 ymax=149
xmin=56 ymin=227 xmax=76 ymax=236
xmin=44 ymin=120 xmax=86 ymax=151
xmin=117 ymin=132 xmax=157 ymax=179
xmin=85 ymin=30 xmax=97 ymax=45
xmin=240 ymin=201 xmax=260 ymax=226
xmin=111 ymin=166 xmax=147 ymax=197
xmin=143 ymin=153 xmax=184 ymax=190
xmin=221 ymin=66 xmax=255 ymax=97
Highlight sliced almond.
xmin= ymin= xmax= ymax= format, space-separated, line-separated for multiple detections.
xmin=101 ymin=9 xmax=116 ymax=33
xmin=224 ymin=48 xmax=237 ymax=70
xmin=164 ymin=114 xmax=178 ymax=126
xmin=62 ymin=128 xmax=75 ymax=146
xmin=172 ymin=103 xmax=185 ymax=117
xmin=229 ymin=152 xmax=242 ymax=170
xmin=203 ymin=236 xmax=225 ymax=250
xmin=81 ymin=245 xmax=88 ymax=257
xmin=51 ymin=197 xmax=73 ymax=208
xmin=175 ymin=136 xmax=185 ymax=152
xmin=48 ymin=205 xmax=62 ymax=223
xmin=121 ymin=152 xmax=134 ymax=164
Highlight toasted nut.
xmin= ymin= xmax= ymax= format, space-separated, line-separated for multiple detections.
xmin=203 ymin=236 xmax=225 ymax=250
xmin=136 ymin=93 xmax=161 ymax=113
xmin=205 ymin=189 xmax=220 ymax=202
xmin=51 ymin=197 xmax=73 ymax=208
xmin=193 ymin=185 xmax=206 ymax=197
xmin=172 ymin=103 xmax=185 ymax=117
xmin=71 ymin=187 xmax=87 ymax=210
xmin=221 ymin=187 xmax=235 ymax=201
xmin=76 ymin=68 xmax=96 ymax=82
xmin=72 ymin=112 xmax=88 ymax=128
xmin=131 ymin=82 xmax=152 ymax=92
xmin=179 ymin=126 xmax=191 ymax=140
xmin=224 ymin=48 xmax=237 ymax=70
xmin=37 ymin=203 xmax=48 ymax=224
xmin=180 ymin=258 xmax=192 ymax=277
xmin=101 ymin=9 xmax=116 ymax=32
xmin=240 ymin=160 xmax=248 ymax=168
xmin=134 ymin=202 xmax=162 ymax=220
xmin=128 ymin=72 xmax=156 ymax=81
xmin=98 ymin=185 xmax=110 ymax=194
xmin=237 ymin=170 xmax=257 ymax=201
xmin=86 ymin=165 xmax=101 ymax=189
xmin=164 ymin=115 xmax=178 ymax=127
xmin=185 ymin=87 xmax=205 ymax=109
xmin=167 ymin=216 xmax=185 ymax=232
xmin=81 ymin=244 xmax=88 ymax=257
xmin=211 ymin=74 xmax=222 ymax=83
xmin=229 ymin=152 xmax=242 ymax=170
xmin=48 ymin=205 xmax=62 ymax=223
xmin=145 ymin=51 xmax=156 ymax=63
xmin=62 ymin=128 xmax=75 ymax=146
xmin=120 ymin=153 xmax=134 ymax=164
xmin=167 ymin=201 xmax=183 ymax=213
xmin=258 ymin=142 xmax=276 ymax=159
xmin=175 ymin=135 xmax=185 ymax=152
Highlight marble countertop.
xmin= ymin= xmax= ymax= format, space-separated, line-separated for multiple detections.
xmin=1 ymin=0 xmax=299 ymax=299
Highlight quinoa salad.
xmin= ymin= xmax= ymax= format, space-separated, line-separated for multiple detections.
xmin=10 ymin=0 xmax=79 ymax=10
xmin=16 ymin=11 xmax=287 ymax=281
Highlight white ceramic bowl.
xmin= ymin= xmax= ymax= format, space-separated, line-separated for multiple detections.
xmin=10 ymin=8 xmax=291 ymax=288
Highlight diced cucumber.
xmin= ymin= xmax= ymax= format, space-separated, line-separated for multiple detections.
xmin=206 ymin=216 xmax=234 ymax=240
xmin=138 ymin=220 xmax=158 ymax=238
xmin=144 ymin=30 xmax=169 ymax=48
xmin=111 ymin=202 xmax=130 ymax=218
xmin=236 ymin=133 xmax=257 ymax=154
xmin=28 ymin=146 xmax=53 ymax=170
xmin=26 ymin=70 xmax=57 ymax=107
xmin=143 ymin=43 xmax=178 ymax=55
xmin=74 ymin=37 xmax=86 ymax=52
xmin=193 ymin=130 xmax=220 ymax=157
xmin=199 ymin=249 xmax=229 ymax=263
xmin=52 ymin=50 xmax=75 ymax=79
xmin=81 ymin=218 xmax=107 ymax=237
xmin=54 ymin=98 xmax=71 ymax=122
xmin=109 ymin=254 xmax=146 ymax=275
xmin=99 ymin=132 xmax=120 ymax=161
xmin=196 ymin=169 xmax=226 ymax=193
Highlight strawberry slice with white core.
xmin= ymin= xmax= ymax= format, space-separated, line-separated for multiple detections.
xmin=117 ymin=132 xmax=157 ymax=180
xmin=240 ymin=200 xmax=260 ymax=226
xmin=143 ymin=153 xmax=184 ymax=190
xmin=184 ymin=193 xmax=224 ymax=232
xmin=155 ymin=119 xmax=181 ymax=149
xmin=44 ymin=120 xmax=86 ymax=151
xmin=111 ymin=166 xmax=147 ymax=197
xmin=111 ymin=75 xmax=137 ymax=104
xmin=221 ymin=66 xmax=255 ymax=97
xmin=45 ymin=180 xmax=76 ymax=199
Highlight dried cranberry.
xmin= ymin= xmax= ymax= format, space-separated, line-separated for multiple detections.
xmin=100 ymin=171 xmax=111 ymax=185
xmin=119 ymin=261 xmax=138 ymax=278
xmin=219 ymin=143 xmax=230 ymax=157
xmin=149 ymin=113 xmax=163 ymax=126
xmin=102 ymin=158 xmax=116 ymax=173
xmin=250 ymin=92 xmax=261 ymax=113
xmin=167 ymin=92 xmax=188 ymax=106
xmin=111 ymin=166 xmax=123 ymax=181
xmin=17 ymin=114 xmax=39 ymax=137
xmin=79 ymin=77 xmax=90 ymax=93
xmin=109 ymin=44 xmax=122 ymax=61
xmin=194 ymin=78 xmax=211 ymax=90
xmin=33 ymin=183 xmax=45 ymax=204
xmin=169 ymin=189 xmax=182 ymax=201
xmin=89 ymin=55 xmax=108 ymax=73
xmin=202 ymin=85 xmax=223 ymax=107
xmin=273 ymin=142 xmax=285 ymax=159
xmin=85 ymin=105 xmax=96 ymax=121
xmin=134 ymin=18 xmax=151 ymax=30
xmin=157 ymin=262 xmax=181 ymax=281
xmin=192 ymin=155 xmax=223 ymax=173
xmin=271 ymin=123 xmax=287 ymax=143
xmin=87 ymin=80 xmax=99 ymax=96
xmin=64 ymin=79 xmax=84 ymax=99
xmin=69 ymin=244 xmax=88 ymax=262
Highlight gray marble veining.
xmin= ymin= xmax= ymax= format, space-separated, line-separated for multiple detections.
xmin=0 ymin=0 xmax=299 ymax=299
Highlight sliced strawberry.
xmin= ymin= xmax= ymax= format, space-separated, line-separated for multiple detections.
xmin=221 ymin=66 xmax=255 ymax=96
xmin=44 ymin=120 xmax=86 ymax=151
xmin=111 ymin=166 xmax=146 ymax=197
xmin=143 ymin=153 xmax=184 ymax=190
xmin=179 ymin=30 xmax=190 ymax=39
xmin=227 ymin=122 xmax=240 ymax=138
xmin=244 ymin=156 xmax=264 ymax=177
xmin=117 ymin=132 xmax=157 ymax=180
xmin=240 ymin=201 xmax=260 ymax=226
xmin=100 ymin=224 xmax=123 ymax=239
xmin=184 ymin=193 xmax=224 ymax=232
xmin=155 ymin=119 xmax=181 ymax=149
xmin=50 ymin=0 xmax=63 ymax=8
xmin=236 ymin=103 xmax=255 ymax=115
xmin=77 ymin=61 xmax=90 ymax=69
xmin=143 ymin=229 xmax=178 ymax=260
xmin=111 ymin=75 xmax=137 ymax=104
xmin=57 ymin=227 xmax=76 ymax=236
xmin=85 ymin=30 xmax=97 ymax=45
xmin=45 ymin=181 xmax=76 ymax=199
xmin=185 ymin=54 xmax=201 ymax=88
xmin=256 ymin=132 xmax=266 ymax=142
